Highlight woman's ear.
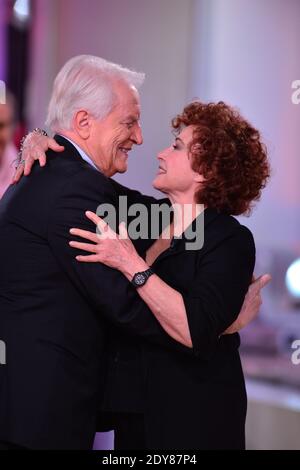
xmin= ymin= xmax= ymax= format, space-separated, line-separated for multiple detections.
xmin=73 ymin=110 xmax=92 ymax=139
xmin=194 ymin=172 xmax=205 ymax=184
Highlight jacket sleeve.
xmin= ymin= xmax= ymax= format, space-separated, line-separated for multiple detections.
xmin=47 ymin=170 xmax=191 ymax=354
xmin=181 ymin=225 xmax=255 ymax=359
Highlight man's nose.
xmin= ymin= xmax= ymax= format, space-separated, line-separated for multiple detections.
xmin=131 ymin=125 xmax=143 ymax=145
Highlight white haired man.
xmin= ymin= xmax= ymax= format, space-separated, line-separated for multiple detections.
xmin=0 ymin=55 xmax=155 ymax=450
xmin=1 ymin=55 xmax=270 ymax=450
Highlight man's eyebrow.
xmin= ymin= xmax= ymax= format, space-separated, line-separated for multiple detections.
xmin=123 ymin=115 xmax=139 ymax=121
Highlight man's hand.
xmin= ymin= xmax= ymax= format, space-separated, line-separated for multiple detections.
xmin=223 ymin=273 xmax=272 ymax=335
xmin=13 ymin=133 xmax=64 ymax=183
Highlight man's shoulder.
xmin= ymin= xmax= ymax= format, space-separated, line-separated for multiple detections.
xmin=0 ymin=150 xmax=117 ymax=226
xmin=30 ymin=148 xmax=117 ymax=200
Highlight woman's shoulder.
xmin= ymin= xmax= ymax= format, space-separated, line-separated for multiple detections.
xmin=204 ymin=209 xmax=255 ymax=252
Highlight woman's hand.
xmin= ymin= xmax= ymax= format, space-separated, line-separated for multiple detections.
xmin=69 ymin=211 xmax=148 ymax=278
xmin=223 ymin=273 xmax=272 ymax=334
xmin=13 ymin=132 xmax=64 ymax=183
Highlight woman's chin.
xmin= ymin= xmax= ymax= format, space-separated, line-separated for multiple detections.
xmin=152 ymin=180 xmax=169 ymax=196
xmin=152 ymin=174 xmax=165 ymax=190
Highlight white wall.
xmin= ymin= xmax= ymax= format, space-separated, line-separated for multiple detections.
xmin=189 ymin=0 xmax=300 ymax=250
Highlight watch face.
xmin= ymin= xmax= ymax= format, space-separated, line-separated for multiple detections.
xmin=134 ymin=273 xmax=146 ymax=285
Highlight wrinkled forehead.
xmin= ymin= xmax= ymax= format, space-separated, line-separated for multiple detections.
xmin=113 ymin=81 xmax=141 ymax=114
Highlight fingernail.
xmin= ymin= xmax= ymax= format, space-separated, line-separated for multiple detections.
xmin=69 ymin=228 xmax=75 ymax=233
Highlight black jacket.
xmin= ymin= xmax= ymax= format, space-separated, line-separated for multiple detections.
xmin=100 ymin=200 xmax=256 ymax=449
xmin=0 ymin=136 xmax=187 ymax=449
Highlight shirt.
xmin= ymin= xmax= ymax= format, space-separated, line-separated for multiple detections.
xmin=59 ymin=135 xmax=99 ymax=171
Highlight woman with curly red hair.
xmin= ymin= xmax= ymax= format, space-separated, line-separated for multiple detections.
xmin=16 ymin=100 xmax=269 ymax=449
xmin=171 ymin=101 xmax=269 ymax=215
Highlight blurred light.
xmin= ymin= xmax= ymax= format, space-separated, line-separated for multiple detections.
xmin=285 ymin=258 xmax=300 ymax=298
xmin=13 ymin=0 xmax=31 ymax=23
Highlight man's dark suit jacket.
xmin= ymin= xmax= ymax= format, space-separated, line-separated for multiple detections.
xmin=0 ymin=136 xmax=183 ymax=449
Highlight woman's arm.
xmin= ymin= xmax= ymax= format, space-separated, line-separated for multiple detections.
xmin=70 ymin=212 xmax=193 ymax=347
xmin=70 ymin=213 xmax=269 ymax=358
xmin=118 ymin=257 xmax=193 ymax=348
xmin=69 ymin=212 xmax=270 ymax=351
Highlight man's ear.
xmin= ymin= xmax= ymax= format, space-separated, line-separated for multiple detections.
xmin=73 ymin=110 xmax=92 ymax=139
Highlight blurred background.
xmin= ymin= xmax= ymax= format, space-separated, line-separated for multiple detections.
xmin=0 ymin=0 xmax=300 ymax=450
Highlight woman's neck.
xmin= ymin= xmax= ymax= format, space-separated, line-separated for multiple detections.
xmin=168 ymin=195 xmax=205 ymax=237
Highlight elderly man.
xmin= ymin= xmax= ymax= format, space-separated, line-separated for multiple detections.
xmin=0 ymin=92 xmax=18 ymax=199
xmin=1 ymin=55 xmax=270 ymax=450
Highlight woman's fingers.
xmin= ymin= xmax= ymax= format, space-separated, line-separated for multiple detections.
xmin=85 ymin=211 xmax=115 ymax=237
xmin=47 ymin=139 xmax=65 ymax=152
xmin=85 ymin=211 xmax=107 ymax=228
xmin=75 ymin=254 xmax=101 ymax=263
xmin=69 ymin=241 xmax=98 ymax=253
xmin=69 ymin=227 xmax=100 ymax=243
xmin=13 ymin=163 xmax=25 ymax=183
xmin=119 ymin=221 xmax=129 ymax=239
xmin=24 ymin=156 xmax=38 ymax=176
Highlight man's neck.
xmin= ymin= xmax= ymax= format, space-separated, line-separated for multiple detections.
xmin=59 ymin=131 xmax=91 ymax=158
xmin=58 ymin=131 xmax=100 ymax=172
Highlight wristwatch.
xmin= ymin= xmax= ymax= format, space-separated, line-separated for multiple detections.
xmin=131 ymin=268 xmax=154 ymax=288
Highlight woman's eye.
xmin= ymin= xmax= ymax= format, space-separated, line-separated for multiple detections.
xmin=172 ymin=144 xmax=178 ymax=150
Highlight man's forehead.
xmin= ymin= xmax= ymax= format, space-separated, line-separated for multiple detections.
xmin=120 ymin=100 xmax=141 ymax=120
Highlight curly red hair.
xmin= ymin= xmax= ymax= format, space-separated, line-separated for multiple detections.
xmin=172 ymin=101 xmax=270 ymax=215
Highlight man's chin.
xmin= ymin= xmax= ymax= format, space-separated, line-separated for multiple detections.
xmin=117 ymin=164 xmax=128 ymax=174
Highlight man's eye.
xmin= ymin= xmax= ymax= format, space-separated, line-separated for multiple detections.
xmin=172 ymin=144 xmax=178 ymax=150
xmin=125 ymin=122 xmax=134 ymax=129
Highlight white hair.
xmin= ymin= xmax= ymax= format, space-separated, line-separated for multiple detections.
xmin=45 ymin=55 xmax=145 ymax=133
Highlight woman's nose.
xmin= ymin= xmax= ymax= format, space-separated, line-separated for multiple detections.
xmin=157 ymin=148 xmax=169 ymax=160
